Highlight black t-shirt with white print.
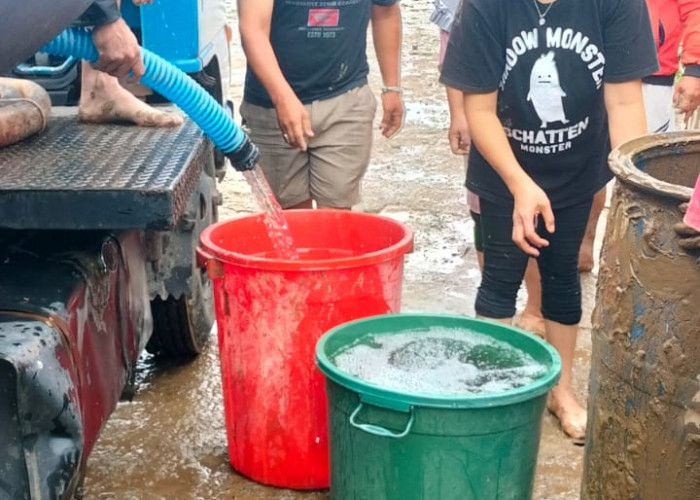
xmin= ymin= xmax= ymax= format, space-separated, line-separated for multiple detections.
xmin=440 ymin=0 xmax=659 ymax=212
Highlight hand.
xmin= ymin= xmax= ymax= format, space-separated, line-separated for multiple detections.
xmin=448 ymin=112 xmax=470 ymax=155
xmin=673 ymin=75 xmax=700 ymax=124
xmin=380 ymin=91 xmax=404 ymax=138
xmin=275 ymin=93 xmax=314 ymax=151
xmin=674 ymin=203 xmax=700 ymax=250
xmin=91 ymin=18 xmax=145 ymax=79
xmin=511 ymin=178 xmax=555 ymax=257
xmin=132 ymin=0 xmax=154 ymax=5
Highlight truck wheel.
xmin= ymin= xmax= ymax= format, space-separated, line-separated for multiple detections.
xmin=146 ymin=166 xmax=218 ymax=358
xmin=148 ymin=287 xmax=212 ymax=357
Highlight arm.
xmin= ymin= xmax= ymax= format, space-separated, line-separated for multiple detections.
xmin=79 ymin=0 xmax=121 ymax=27
xmin=604 ymin=79 xmax=647 ymax=149
xmin=674 ymin=173 xmax=700 ymax=250
xmin=371 ymin=3 xmax=404 ymax=138
xmin=238 ymin=0 xmax=313 ymax=150
xmin=81 ymin=0 xmax=145 ymax=79
xmin=675 ymin=0 xmax=700 ymax=121
xmin=446 ymin=86 xmax=470 ymax=154
xmin=464 ymin=92 xmax=554 ymax=256
xmin=440 ymin=31 xmax=470 ymax=154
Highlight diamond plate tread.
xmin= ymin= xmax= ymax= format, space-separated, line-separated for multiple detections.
xmin=0 ymin=115 xmax=212 ymax=230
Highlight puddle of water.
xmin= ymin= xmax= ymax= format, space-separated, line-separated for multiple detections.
xmin=404 ymin=100 xmax=449 ymax=128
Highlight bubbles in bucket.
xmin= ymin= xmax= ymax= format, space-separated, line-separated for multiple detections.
xmin=332 ymin=327 xmax=547 ymax=396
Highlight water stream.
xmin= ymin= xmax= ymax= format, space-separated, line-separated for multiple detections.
xmin=242 ymin=165 xmax=299 ymax=260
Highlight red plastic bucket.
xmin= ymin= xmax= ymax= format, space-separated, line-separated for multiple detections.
xmin=198 ymin=209 xmax=413 ymax=489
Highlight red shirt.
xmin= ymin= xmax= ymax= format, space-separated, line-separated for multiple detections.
xmin=647 ymin=0 xmax=700 ymax=76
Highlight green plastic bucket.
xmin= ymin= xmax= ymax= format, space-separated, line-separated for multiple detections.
xmin=315 ymin=313 xmax=561 ymax=500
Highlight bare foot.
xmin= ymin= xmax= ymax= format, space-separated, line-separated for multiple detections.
xmin=515 ymin=310 xmax=546 ymax=338
xmin=547 ymin=386 xmax=587 ymax=444
xmin=578 ymin=241 xmax=595 ymax=273
xmin=79 ymin=65 xmax=183 ymax=127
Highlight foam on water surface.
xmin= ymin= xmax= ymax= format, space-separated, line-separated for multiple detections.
xmin=332 ymin=326 xmax=548 ymax=396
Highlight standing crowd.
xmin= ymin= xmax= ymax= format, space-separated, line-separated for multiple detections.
xmin=27 ymin=0 xmax=700 ymax=445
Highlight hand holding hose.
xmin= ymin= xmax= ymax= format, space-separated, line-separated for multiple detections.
xmin=91 ymin=18 xmax=145 ymax=79
xmin=44 ymin=28 xmax=259 ymax=171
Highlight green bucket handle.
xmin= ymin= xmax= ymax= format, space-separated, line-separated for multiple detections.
xmin=349 ymin=402 xmax=415 ymax=439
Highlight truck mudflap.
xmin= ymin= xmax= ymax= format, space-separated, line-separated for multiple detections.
xmin=0 ymin=316 xmax=82 ymax=500
xmin=0 ymin=230 xmax=152 ymax=500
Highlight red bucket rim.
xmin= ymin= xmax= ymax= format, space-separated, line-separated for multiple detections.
xmin=199 ymin=209 xmax=414 ymax=271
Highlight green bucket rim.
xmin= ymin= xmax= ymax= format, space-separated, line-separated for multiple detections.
xmin=315 ymin=313 xmax=562 ymax=412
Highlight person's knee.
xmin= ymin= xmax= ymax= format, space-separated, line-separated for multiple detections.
xmin=540 ymin=275 xmax=582 ymax=325
xmin=475 ymin=289 xmax=518 ymax=319
xmin=475 ymin=273 xmax=521 ymax=319
xmin=541 ymin=302 xmax=582 ymax=325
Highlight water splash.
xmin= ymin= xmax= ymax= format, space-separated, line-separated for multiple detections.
xmin=242 ymin=165 xmax=299 ymax=260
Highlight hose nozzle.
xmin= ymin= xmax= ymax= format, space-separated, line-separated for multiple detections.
xmin=226 ymin=136 xmax=260 ymax=172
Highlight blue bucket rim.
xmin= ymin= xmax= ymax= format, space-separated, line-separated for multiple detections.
xmin=315 ymin=313 xmax=562 ymax=411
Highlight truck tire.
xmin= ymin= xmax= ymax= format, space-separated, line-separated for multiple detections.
xmin=144 ymin=58 xmax=223 ymax=359
xmin=148 ymin=290 xmax=211 ymax=358
xmin=146 ymin=158 xmax=218 ymax=358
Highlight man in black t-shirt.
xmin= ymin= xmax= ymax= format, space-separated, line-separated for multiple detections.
xmin=238 ymin=0 xmax=404 ymax=210
xmin=441 ymin=0 xmax=658 ymax=442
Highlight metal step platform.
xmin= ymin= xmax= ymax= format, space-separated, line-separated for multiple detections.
xmin=0 ymin=113 xmax=212 ymax=230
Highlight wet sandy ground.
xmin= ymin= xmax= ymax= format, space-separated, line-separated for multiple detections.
xmin=82 ymin=2 xmax=605 ymax=499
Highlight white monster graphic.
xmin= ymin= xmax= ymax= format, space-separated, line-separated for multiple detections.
xmin=527 ymin=51 xmax=568 ymax=128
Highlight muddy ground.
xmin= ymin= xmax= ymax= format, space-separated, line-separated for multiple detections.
xmin=81 ymin=2 xmax=606 ymax=499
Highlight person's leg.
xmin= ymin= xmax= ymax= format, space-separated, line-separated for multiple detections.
xmin=578 ymin=186 xmax=605 ymax=272
xmin=78 ymin=0 xmax=182 ymax=127
xmin=308 ymin=85 xmax=376 ymax=209
xmin=474 ymin=198 xmax=544 ymax=335
xmin=287 ymin=199 xmax=314 ymax=209
xmin=517 ymin=259 xmax=545 ymax=337
xmin=240 ymin=101 xmax=311 ymax=209
xmin=78 ymin=62 xmax=183 ymax=126
xmin=642 ymin=82 xmax=675 ymax=133
xmin=544 ymin=321 xmax=585 ymax=441
xmin=470 ymin=210 xmax=484 ymax=270
xmin=475 ymin=199 xmax=530 ymax=324
xmin=537 ymin=198 xmax=593 ymax=442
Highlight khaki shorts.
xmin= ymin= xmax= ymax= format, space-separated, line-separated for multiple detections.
xmin=240 ymin=84 xmax=377 ymax=208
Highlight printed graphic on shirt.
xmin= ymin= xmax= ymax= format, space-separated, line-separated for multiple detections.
xmin=289 ymin=0 xmax=361 ymax=39
xmin=308 ymin=9 xmax=339 ymax=27
xmin=527 ymin=52 xmax=568 ymax=128
xmin=499 ymin=26 xmax=605 ymax=156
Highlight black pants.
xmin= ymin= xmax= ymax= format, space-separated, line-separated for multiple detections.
xmin=475 ymin=197 xmax=593 ymax=325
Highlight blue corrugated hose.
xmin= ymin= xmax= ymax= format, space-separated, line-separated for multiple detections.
xmin=42 ymin=28 xmax=259 ymax=171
